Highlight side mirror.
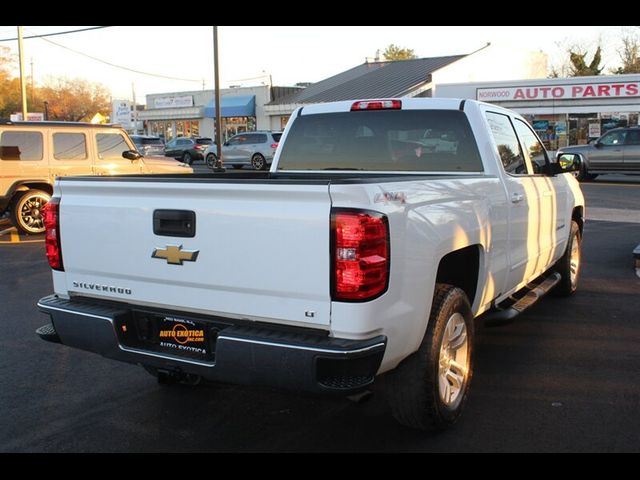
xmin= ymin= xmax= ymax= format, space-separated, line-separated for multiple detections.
xmin=593 ymin=141 xmax=603 ymax=148
xmin=551 ymin=153 xmax=581 ymax=174
xmin=122 ymin=150 xmax=142 ymax=161
xmin=223 ymin=141 xmax=229 ymax=147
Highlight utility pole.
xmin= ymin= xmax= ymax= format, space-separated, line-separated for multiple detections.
xmin=131 ymin=82 xmax=137 ymax=135
xmin=30 ymin=57 xmax=34 ymax=106
xmin=17 ymin=27 xmax=28 ymax=120
xmin=212 ymin=26 xmax=224 ymax=172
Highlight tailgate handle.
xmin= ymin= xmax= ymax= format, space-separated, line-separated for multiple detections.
xmin=153 ymin=210 xmax=196 ymax=238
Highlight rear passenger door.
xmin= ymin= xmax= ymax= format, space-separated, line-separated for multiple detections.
xmin=49 ymin=130 xmax=93 ymax=179
xmin=93 ymin=131 xmax=141 ymax=175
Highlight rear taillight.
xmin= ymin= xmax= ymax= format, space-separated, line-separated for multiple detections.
xmin=270 ymin=143 xmax=279 ymax=149
xmin=351 ymin=99 xmax=401 ymax=111
xmin=332 ymin=209 xmax=389 ymax=301
xmin=43 ymin=197 xmax=63 ymax=271
xmin=195 ymin=144 xmax=206 ymax=150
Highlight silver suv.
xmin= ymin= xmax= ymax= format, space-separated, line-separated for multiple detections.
xmin=205 ymin=131 xmax=282 ymax=170
xmin=557 ymin=127 xmax=640 ymax=181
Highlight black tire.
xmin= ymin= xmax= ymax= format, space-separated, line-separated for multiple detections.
xmin=182 ymin=152 xmax=193 ymax=165
xmin=10 ymin=189 xmax=51 ymax=235
xmin=251 ymin=153 xmax=266 ymax=170
xmin=553 ymin=220 xmax=581 ymax=296
xmin=576 ymin=159 xmax=597 ymax=181
xmin=206 ymin=153 xmax=217 ymax=169
xmin=388 ymin=284 xmax=474 ymax=431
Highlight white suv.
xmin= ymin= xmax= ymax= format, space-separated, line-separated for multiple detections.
xmin=205 ymin=131 xmax=282 ymax=170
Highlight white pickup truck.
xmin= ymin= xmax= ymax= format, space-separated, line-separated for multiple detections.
xmin=37 ymin=98 xmax=584 ymax=431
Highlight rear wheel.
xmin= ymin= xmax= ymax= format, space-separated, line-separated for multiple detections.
xmin=206 ymin=153 xmax=217 ymax=169
xmin=388 ymin=284 xmax=474 ymax=431
xmin=251 ymin=153 xmax=266 ymax=170
xmin=10 ymin=189 xmax=50 ymax=234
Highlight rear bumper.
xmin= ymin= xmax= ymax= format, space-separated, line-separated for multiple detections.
xmin=37 ymin=295 xmax=386 ymax=394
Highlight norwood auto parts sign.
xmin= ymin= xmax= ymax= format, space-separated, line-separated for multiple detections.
xmin=477 ymin=82 xmax=640 ymax=101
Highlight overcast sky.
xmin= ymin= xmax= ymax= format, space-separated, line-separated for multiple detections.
xmin=0 ymin=26 xmax=634 ymax=102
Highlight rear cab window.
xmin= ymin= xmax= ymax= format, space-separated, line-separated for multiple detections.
xmin=277 ymin=110 xmax=483 ymax=172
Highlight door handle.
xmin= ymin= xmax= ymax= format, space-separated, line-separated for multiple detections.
xmin=511 ymin=193 xmax=524 ymax=204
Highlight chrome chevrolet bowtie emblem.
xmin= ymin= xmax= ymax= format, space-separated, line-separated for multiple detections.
xmin=152 ymin=245 xmax=199 ymax=265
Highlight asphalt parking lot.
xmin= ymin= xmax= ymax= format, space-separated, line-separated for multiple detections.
xmin=1 ymin=175 xmax=639 ymax=452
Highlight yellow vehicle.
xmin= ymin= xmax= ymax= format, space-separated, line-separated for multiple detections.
xmin=0 ymin=121 xmax=192 ymax=234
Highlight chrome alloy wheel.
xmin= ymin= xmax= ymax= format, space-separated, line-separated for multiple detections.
xmin=18 ymin=192 xmax=50 ymax=234
xmin=438 ymin=312 xmax=469 ymax=409
xmin=570 ymin=230 xmax=581 ymax=288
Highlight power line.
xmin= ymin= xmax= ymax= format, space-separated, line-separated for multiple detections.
xmin=0 ymin=26 xmax=111 ymax=42
xmin=38 ymin=35 xmax=202 ymax=83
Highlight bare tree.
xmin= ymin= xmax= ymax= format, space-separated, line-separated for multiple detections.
xmin=612 ymin=34 xmax=640 ymax=74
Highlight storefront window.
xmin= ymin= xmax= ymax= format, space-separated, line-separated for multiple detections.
xmin=524 ymin=114 xmax=568 ymax=151
xmin=220 ymin=116 xmax=256 ymax=141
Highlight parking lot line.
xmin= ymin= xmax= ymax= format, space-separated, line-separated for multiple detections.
xmin=0 ymin=226 xmax=44 ymax=244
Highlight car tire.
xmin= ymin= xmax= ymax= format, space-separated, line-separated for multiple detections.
xmin=10 ymin=189 xmax=51 ymax=235
xmin=251 ymin=153 xmax=266 ymax=170
xmin=182 ymin=152 xmax=193 ymax=165
xmin=206 ymin=153 xmax=217 ymax=169
xmin=576 ymin=160 xmax=597 ymax=181
xmin=388 ymin=284 xmax=474 ymax=431
xmin=553 ymin=220 xmax=581 ymax=297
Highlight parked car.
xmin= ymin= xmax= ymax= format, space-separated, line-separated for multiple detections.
xmin=131 ymin=135 xmax=166 ymax=156
xmin=165 ymin=137 xmax=213 ymax=165
xmin=205 ymin=131 xmax=282 ymax=170
xmin=0 ymin=120 xmax=192 ymax=234
xmin=557 ymin=126 xmax=640 ymax=181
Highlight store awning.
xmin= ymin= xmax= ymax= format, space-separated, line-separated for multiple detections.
xmin=204 ymin=95 xmax=256 ymax=118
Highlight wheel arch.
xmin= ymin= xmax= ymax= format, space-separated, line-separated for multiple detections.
xmin=572 ymin=206 xmax=584 ymax=235
xmin=435 ymin=245 xmax=482 ymax=310
xmin=11 ymin=181 xmax=53 ymax=197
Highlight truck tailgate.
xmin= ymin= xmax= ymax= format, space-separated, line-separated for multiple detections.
xmin=57 ymin=179 xmax=332 ymax=327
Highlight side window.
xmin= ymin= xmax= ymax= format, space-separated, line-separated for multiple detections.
xmin=96 ymin=133 xmax=129 ymax=160
xmin=513 ymin=119 xmax=548 ymax=174
xmin=485 ymin=112 xmax=528 ymax=175
xmin=600 ymin=130 xmax=626 ymax=145
xmin=624 ymin=130 xmax=640 ymax=145
xmin=252 ymin=134 xmax=267 ymax=144
xmin=53 ymin=133 xmax=87 ymax=160
xmin=229 ymin=135 xmax=245 ymax=145
xmin=243 ymin=134 xmax=257 ymax=144
xmin=0 ymin=131 xmax=43 ymax=161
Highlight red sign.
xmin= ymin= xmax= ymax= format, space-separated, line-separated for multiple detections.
xmin=477 ymin=82 xmax=640 ymax=102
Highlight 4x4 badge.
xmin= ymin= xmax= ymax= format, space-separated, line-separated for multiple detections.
xmin=152 ymin=245 xmax=199 ymax=265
